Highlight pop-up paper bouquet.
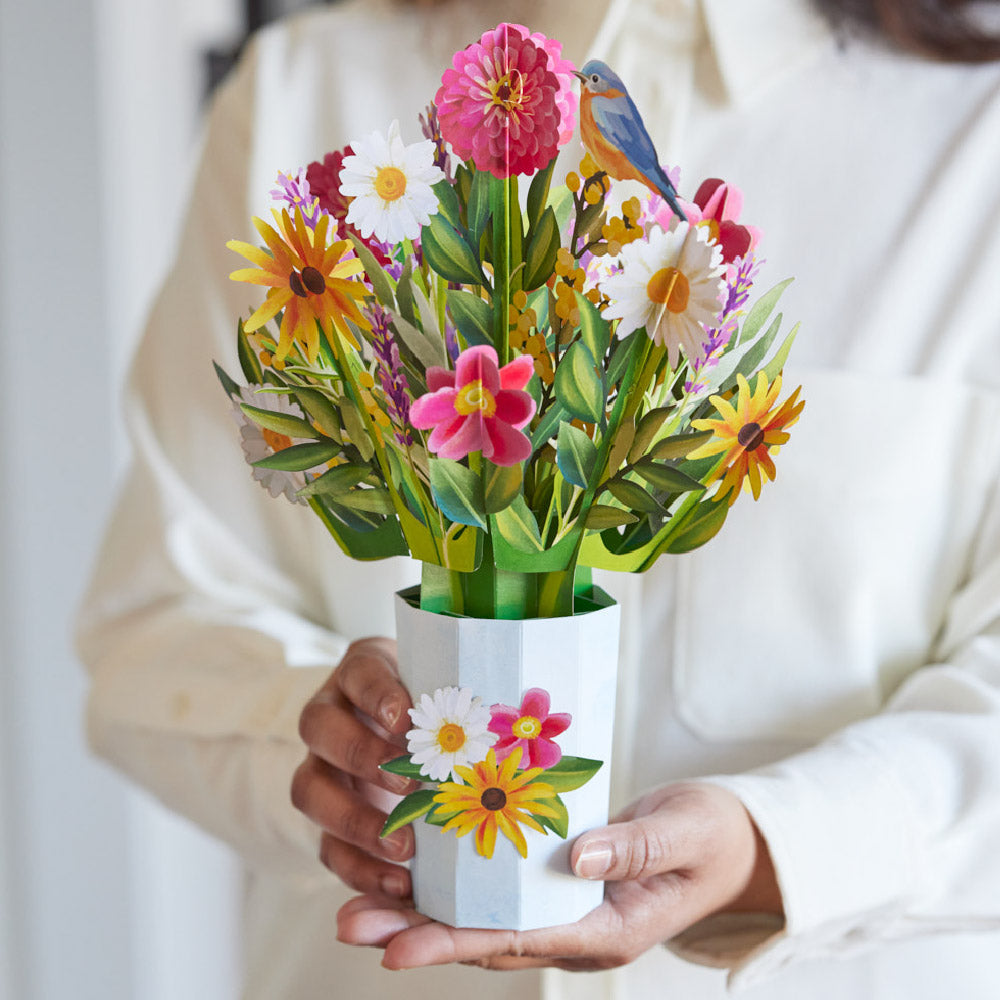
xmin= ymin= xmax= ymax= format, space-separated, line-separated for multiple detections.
xmin=218 ymin=23 xmax=804 ymax=930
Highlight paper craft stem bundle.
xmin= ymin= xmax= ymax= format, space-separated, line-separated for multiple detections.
xmin=218 ymin=22 xmax=804 ymax=929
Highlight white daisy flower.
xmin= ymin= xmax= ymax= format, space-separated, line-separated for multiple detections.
xmin=340 ymin=120 xmax=445 ymax=245
xmin=233 ymin=387 xmax=316 ymax=505
xmin=406 ymin=685 xmax=495 ymax=782
xmin=602 ymin=223 xmax=726 ymax=369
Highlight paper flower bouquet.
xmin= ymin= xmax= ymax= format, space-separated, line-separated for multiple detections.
xmin=218 ymin=23 xmax=804 ymax=929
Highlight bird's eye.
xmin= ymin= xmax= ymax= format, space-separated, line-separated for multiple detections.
xmin=591 ymin=74 xmax=599 ymax=83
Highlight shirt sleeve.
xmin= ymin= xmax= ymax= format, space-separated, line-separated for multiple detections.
xmin=76 ymin=33 xmax=349 ymax=879
xmin=671 ymin=477 xmax=1000 ymax=986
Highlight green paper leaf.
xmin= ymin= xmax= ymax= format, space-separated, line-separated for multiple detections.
xmin=540 ymin=756 xmax=603 ymax=793
xmin=338 ymin=486 xmax=396 ymax=515
xmin=390 ymin=310 xmax=448 ymax=371
xmin=492 ymin=494 xmax=544 ymax=552
xmin=239 ymin=403 xmax=316 ymax=440
xmin=295 ymin=463 xmax=369 ymax=498
xmin=737 ymin=278 xmax=793 ymax=346
xmin=348 ymin=234 xmax=395 ymax=308
xmin=523 ymin=206 xmax=560 ymax=291
xmin=380 ymin=755 xmax=425 ymax=780
xmin=633 ymin=460 xmax=705 ymax=495
xmin=340 ymin=400 xmax=375 ymax=462
xmin=533 ymin=794 xmax=569 ymax=839
xmin=762 ymin=322 xmax=801 ymax=383
xmin=554 ymin=341 xmax=605 ymax=424
xmin=526 ymin=159 xmax=556 ymax=234
xmin=423 ymin=806 xmax=450 ymax=827
xmin=252 ymin=440 xmax=340 ymax=471
xmin=395 ymin=260 xmax=418 ymax=327
xmin=421 ymin=213 xmax=484 ymax=285
xmin=575 ymin=291 xmax=612 ymax=363
xmin=214 ymin=361 xmax=241 ymax=400
xmin=650 ymin=431 xmax=713 ymax=461
xmin=380 ymin=789 xmax=438 ymax=838
xmin=467 ymin=169 xmax=492 ymax=245
xmin=605 ymin=479 xmax=665 ymax=514
xmin=433 ymin=178 xmax=462 ymax=231
xmin=237 ymin=319 xmax=264 ymax=385
xmin=293 ymin=387 xmax=343 ymax=441
xmin=556 ymin=421 xmax=597 ymax=489
xmin=629 ymin=407 xmax=672 ymax=464
xmin=429 ymin=458 xmax=488 ymax=529
xmin=530 ymin=401 xmax=568 ymax=450
xmin=484 ymin=462 xmax=523 ymax=514
xmin=585 ymin=505 xmax=639 ymax=529
xmin=729 ymin=313 xmax=784 ymax=385
xmin=665 ymin=497 xmax=730 ymax=553
xmin=447 ymin=289 xmax=493 ymax=348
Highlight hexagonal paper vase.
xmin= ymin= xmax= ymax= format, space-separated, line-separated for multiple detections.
xmin=393 ymin=585 xmax=620 ymax=931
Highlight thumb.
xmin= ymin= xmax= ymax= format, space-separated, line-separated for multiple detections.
xmin=571 ymin=813 xmax=696 ymax=882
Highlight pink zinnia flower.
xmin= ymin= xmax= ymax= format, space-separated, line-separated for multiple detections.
xmin=489 ymin=688 xmax=571 ymax=770
xmin=682 ymin=178 xmax=761 ymax=265
xmin=435 ymin=23 xmax=576 ymax=179
xmin=409 ymin=345 xmax=535 ymax=466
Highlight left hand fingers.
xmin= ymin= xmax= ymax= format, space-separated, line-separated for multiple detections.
xmin=337 ymin=893 xmax=637 ymax=971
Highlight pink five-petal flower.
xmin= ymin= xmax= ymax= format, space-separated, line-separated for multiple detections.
xmin=489 ymin=688 xmax=571 ymax=770
xmin=435 ymin=23 xmax=575 ymax=179
xmin=409 ymin=345 xmax=536 ymax=466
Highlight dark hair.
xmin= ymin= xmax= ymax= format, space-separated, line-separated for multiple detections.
xmin=816 ymin=0 xmax=1000 ymax=62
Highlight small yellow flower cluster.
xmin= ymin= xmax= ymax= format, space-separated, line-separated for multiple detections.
xmin=565 ymin=153 xmax=610 ymax=205
xmin=553 ymin=248 xmax=585 ymax=326
xmin=509 ymin=291 xmax=554 ymax=385
xmin=601 ymin=196 xmax=644 ymax=256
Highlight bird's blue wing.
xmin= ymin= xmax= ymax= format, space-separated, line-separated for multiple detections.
xmin=592 ymin=94 xmax=664 ymax=184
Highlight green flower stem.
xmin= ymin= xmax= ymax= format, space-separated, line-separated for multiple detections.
xmin=491 ymin=175 xmax=518 ymax=366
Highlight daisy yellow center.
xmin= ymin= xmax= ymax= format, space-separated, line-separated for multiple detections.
xmin=436 ymin=723 xmax=466 ymax=753
xmin=512 ymin=715 xmax=541 ymax=739
xmin=375 ymin=166 xmax=407 ymax=202
xmin=262 ymin=428 xmax=293 ymax=453
xmin=481 ymin=787 xmax=508 ymax=811
xmin=646 ymin=267 xmax=690 ymax=313
xmin=737 ymin=421 xmax=765 ymax=450
xmin=455 ymin=380 xmax=497 ymax=417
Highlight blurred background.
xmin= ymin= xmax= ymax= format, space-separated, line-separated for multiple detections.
xmin=0 ymin=1 xmax=321 ymax=996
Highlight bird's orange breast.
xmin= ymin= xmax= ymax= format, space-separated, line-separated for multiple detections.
xmin=579 ymin=92 xmax=648 ymax=188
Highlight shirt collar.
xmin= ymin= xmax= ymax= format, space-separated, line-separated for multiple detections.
xmin=699 ymin=0 xmax=835 ymax=104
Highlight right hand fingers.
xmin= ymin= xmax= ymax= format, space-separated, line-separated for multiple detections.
xmin=323 ymin=637 xmax=411 ymax=734
xmin=291 ymin=755 xmax=414 ymax=873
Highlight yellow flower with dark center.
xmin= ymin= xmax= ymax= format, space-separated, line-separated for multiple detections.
xmin=690 ymin=371 xmax=805 ymax=505
xmin=228 ymin=208 xmax=369 ymax=365
xmin=433 ymin=748 xmax=560 ymax=859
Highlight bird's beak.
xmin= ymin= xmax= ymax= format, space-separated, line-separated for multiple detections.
xmin=572 ymin=71 xmax=588 ymax=82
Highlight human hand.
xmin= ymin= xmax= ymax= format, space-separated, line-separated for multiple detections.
xmin=336 ymin=782 xmax=783 ymax=971
xmin=291 ymin=637 xmax=419 ymax=899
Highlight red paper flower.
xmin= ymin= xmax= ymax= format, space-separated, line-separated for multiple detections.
xmin=685 ymin=178 xmax=761 ymax=264
xmin=435 ymin=23 xmax=574 ymax=178
xmin=409 ymin=345 xmax=535 ymax=466
xmin=489 ymin=688 xmax=571 ymax=770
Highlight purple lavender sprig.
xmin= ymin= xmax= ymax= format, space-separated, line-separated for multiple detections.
xmin=369 ymin=304 xmax=413 ymax=446
xmin=270 ymin=169 xmax=322 ymax=227
xmin=419 ymin=103 xmax=453 ymax=184
xmin=686 ymin=253 xmax=762 ymax=393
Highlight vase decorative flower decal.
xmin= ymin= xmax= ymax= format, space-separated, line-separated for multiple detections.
xmin=382 ymin=685 xmax=600 ymax=860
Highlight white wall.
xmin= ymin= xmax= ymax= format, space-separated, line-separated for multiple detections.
xmin=0 ymin=0 xmax=243 ymax=996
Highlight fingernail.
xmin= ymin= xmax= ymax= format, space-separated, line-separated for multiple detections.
xmin=575 ymin=841 xmax=612 ymax=879
xmin=379 ymin=695 xmax=401 ymax=729
xmin=381 ymin=769 xmax=412 ymax=795
xmin=383 ymin=830 xmax=411 ymax=860
xmin=379 ymin=871 xmax=409 ymax=898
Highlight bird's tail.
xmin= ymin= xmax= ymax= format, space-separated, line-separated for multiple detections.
xmin=650 ymin=168 xmax=687 ymax=223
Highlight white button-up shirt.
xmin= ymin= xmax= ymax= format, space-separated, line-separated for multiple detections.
xmin=78 ymin=0 xmax=1000 ymax=996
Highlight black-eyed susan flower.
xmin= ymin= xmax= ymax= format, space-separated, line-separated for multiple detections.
xmin=690 ymin=371 xmax=805 ymax=505
xmin=433 ymin=747 xmax=560 ymax=859
xmin=228 ymin=208 xmax=369 ymax=365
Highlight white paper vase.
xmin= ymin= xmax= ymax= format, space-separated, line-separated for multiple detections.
xmin=393 ymin=585 xmax=620 ymax=931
